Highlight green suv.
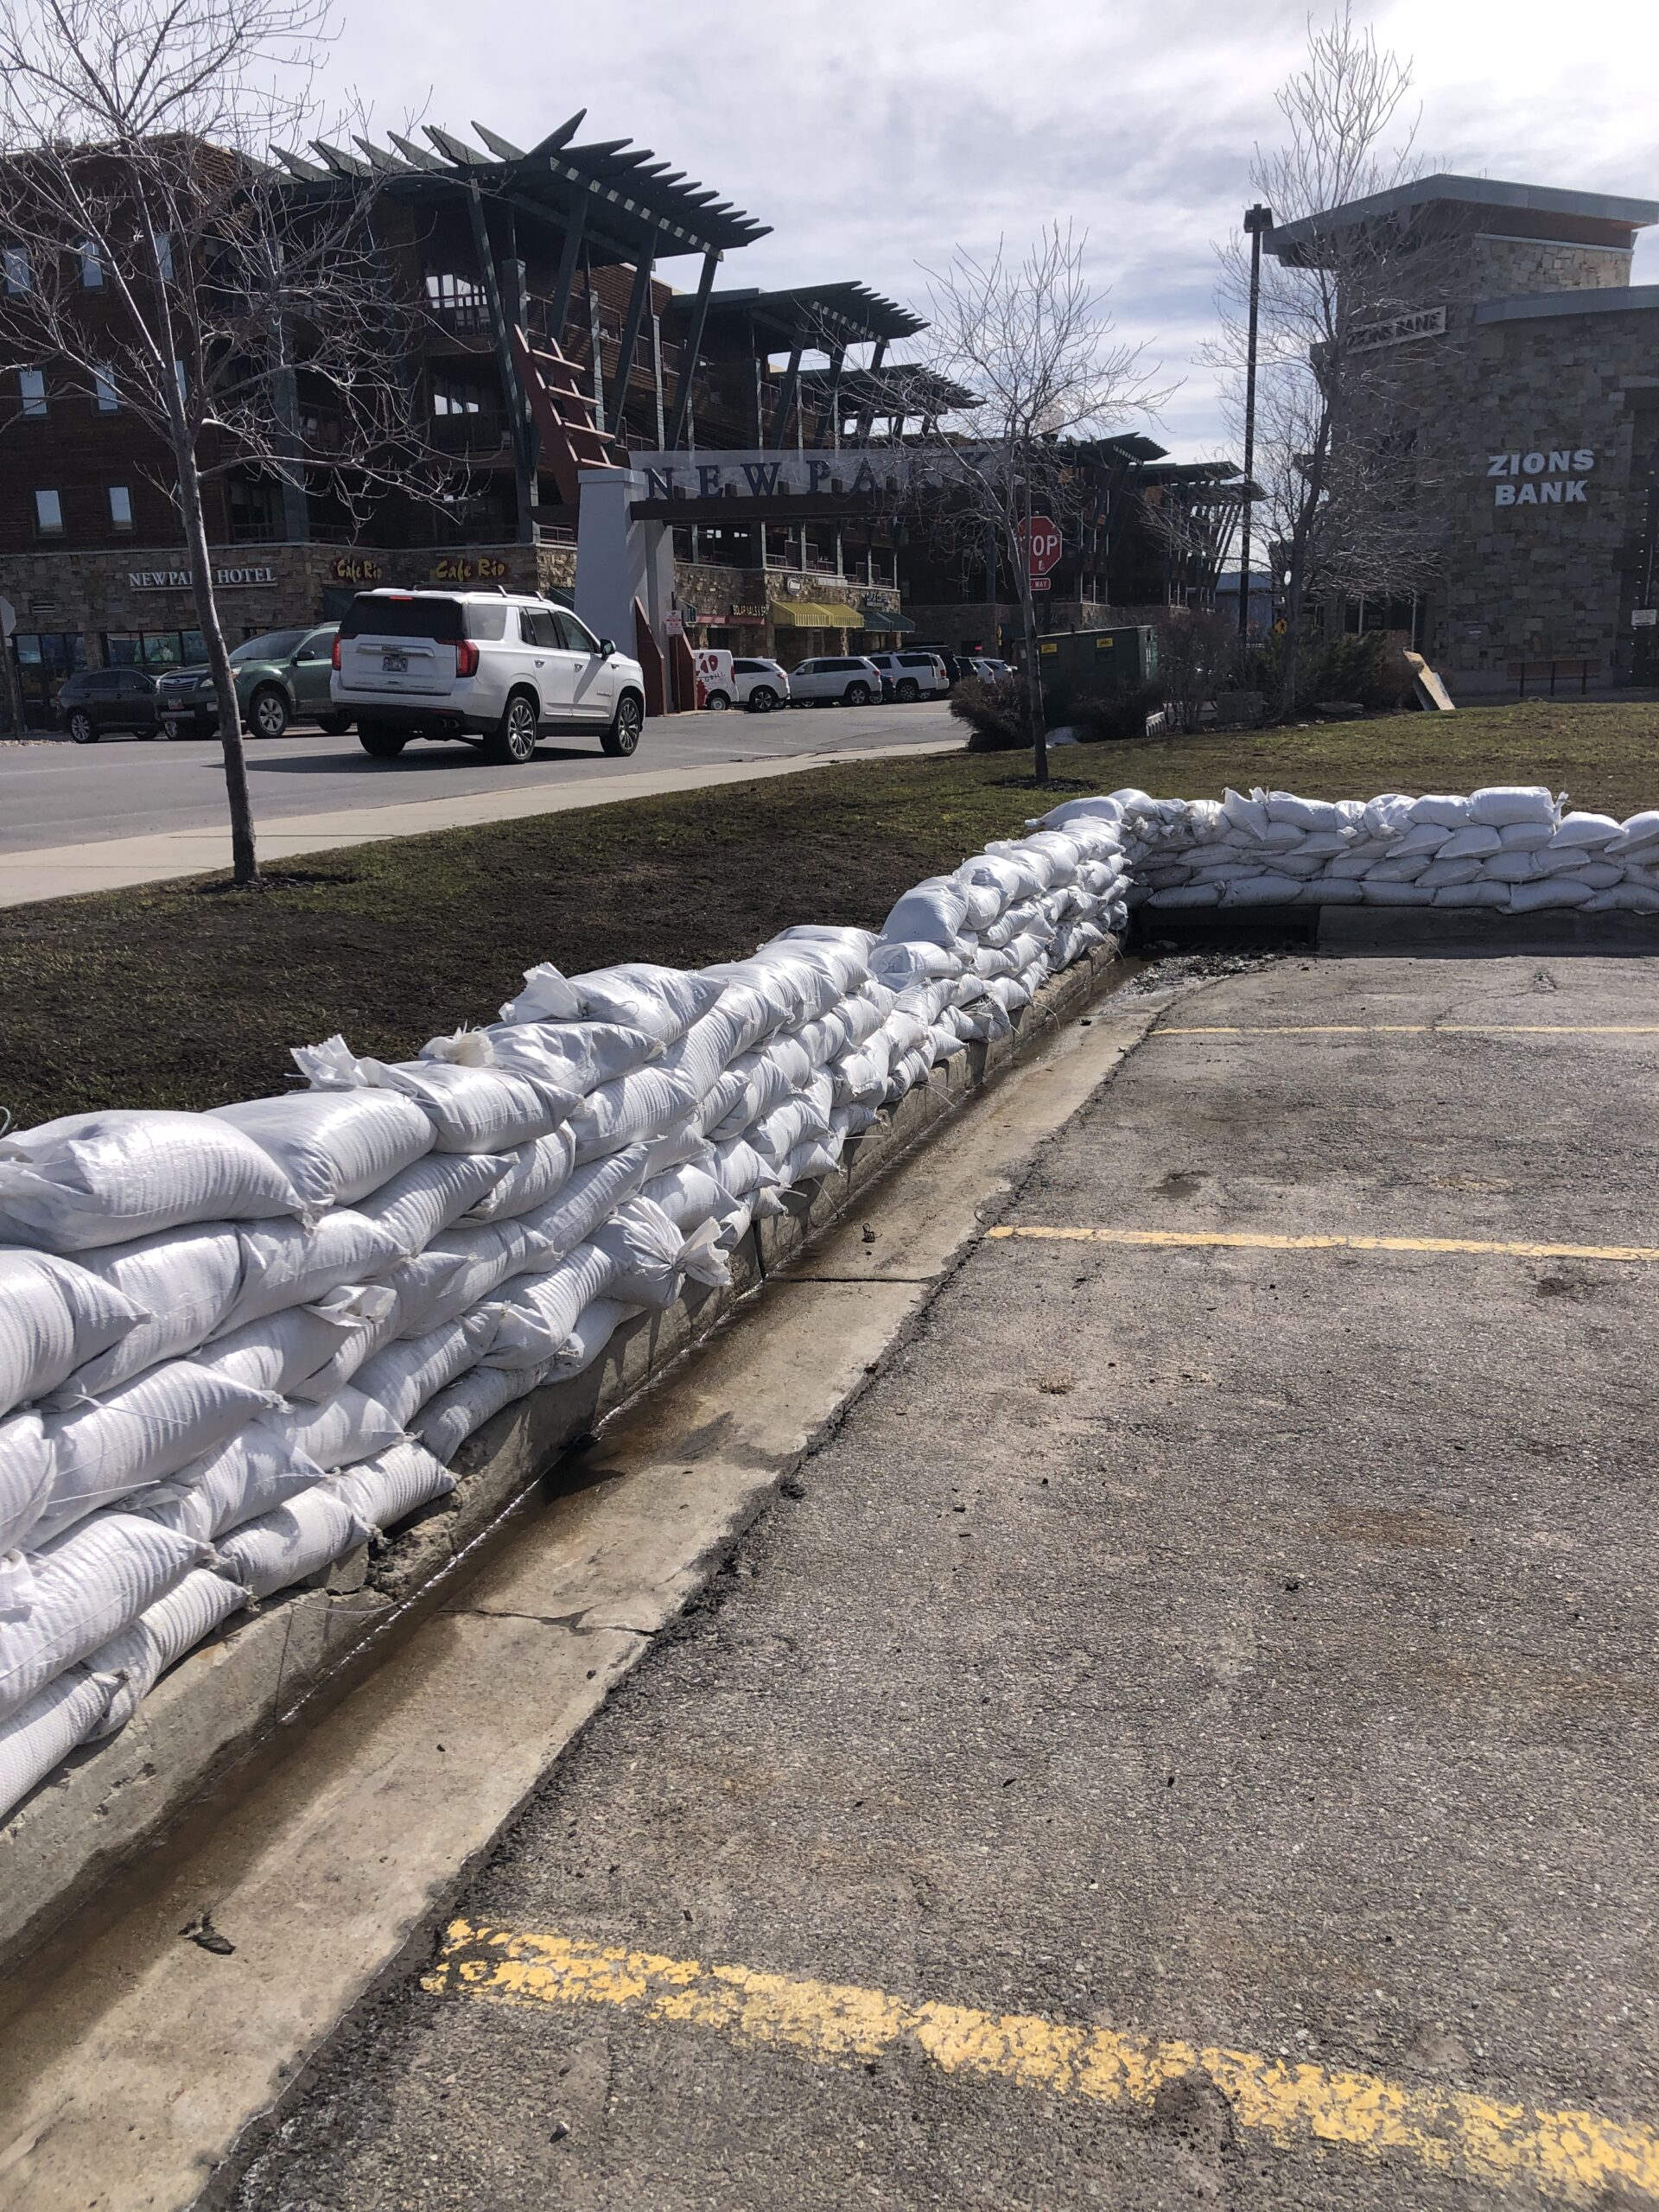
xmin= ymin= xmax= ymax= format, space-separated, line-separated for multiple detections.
xmin=156 ymin=625 xmax=351 ymax=740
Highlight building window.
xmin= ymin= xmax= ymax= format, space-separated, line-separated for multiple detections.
xmin=226 ymin=474 xmax=283 ymax=543
xmin=15 ymin=631 xmax=86 ymax=718
xmin=424 ymin=270 xmax=487 ymax=334
xmin=34 ymin=488 xmax=63 ymax=535
xmin=105 ymin=629 xmax=205 ymax=671
xmin=4 ymin=244 xmax=29 ymax=293
xmin=79 ymin=240 xmax=103 ymax=288
xmin=18 ymin=366 xmax=46 ymax=417
xmin=108 ymin=485 xmax=133 ymax=531
xmin=94 ymin=366 xmax=118 ymax=412
xmin=431 ymin=372 xmax=486 ymax=417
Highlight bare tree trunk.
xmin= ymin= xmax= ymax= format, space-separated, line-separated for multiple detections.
xmin=1020 ymin=577 xmax=1046 ymax=785
xmin=174 ymin=447 xmax=258 ymax=884
xmin=0 ymin=619 xmax=25 ymax=736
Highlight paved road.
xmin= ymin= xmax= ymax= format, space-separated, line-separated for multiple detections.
xmin=0 ymin=702 xmax=954 ymax=855
xmin=229 ymin=949 xmax=1659 ymax=2211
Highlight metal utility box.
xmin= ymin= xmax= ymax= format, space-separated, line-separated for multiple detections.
xmin=1033 ymin=625 xmax=1159 ymax=692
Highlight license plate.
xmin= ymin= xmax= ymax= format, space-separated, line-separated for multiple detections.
xmin=382 ymin=650 xmax=408 ymax=672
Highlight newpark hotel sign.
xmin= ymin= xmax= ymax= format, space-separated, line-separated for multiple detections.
xmin=1486 ymin=445 xmax=1599 ymax=508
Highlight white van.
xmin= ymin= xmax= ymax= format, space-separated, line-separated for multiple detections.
xmin=332 ymin=589 xmax=646 ymax=764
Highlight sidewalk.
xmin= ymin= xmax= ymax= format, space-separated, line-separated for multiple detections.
xmin=0 ymin=737 xmax=963 ymax=907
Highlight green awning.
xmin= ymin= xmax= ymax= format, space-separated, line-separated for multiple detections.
xmin=864 ymin=606 xmax=914 ymax=632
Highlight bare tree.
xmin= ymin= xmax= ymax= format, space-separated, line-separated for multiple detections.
xmin=1212 ymin=9 xmax=1458 ymax=719
xmin=0 ymin=0 xmax=434 ymax=884
xmin=916 ymin=226 xmax=1163 ymax=785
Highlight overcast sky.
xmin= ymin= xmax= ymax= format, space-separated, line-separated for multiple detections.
xmin=319 ymin=0 xmax=1659 ymax=460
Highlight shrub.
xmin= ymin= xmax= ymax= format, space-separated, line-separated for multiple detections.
xmin=950 ymin=674 xmax=1030 ymax=753
xmin=1065 ymin=683 xmax=1166 ymax=743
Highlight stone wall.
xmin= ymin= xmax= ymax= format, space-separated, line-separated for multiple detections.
xmin=1471 ymin=237 xmax=1632 ymax=299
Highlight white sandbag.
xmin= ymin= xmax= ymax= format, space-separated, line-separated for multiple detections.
xmin=86 ymin=1566 xmax=248 ymax=1737
xmin=547 ymin=1298 xmax=642 ymax=1380
xmin=353 ymin=1154 xmax=508 ymax=1257
xmin=1292 ymin=878 xmax=1365 ymax=905
xmin=701 ymin=952 xmax=834 ymax=1039
xmin=830 ymin=1034 xmax=894 ymax=1108
xmin=1264 ymin=792 xmax=1347 ymax=832
xmin=704 ymin=1033 xmax=814 ymax=1141
xmin=213 ymin=1483 xmax=372 ymax=1600
xmin=1405 ymin=794 xmax=1475 ymax=829
xmin=746 ymin=1077 xmax=835 ymax=1166
xmin=1497 ymin=823 xmax=1554 ymax=852
xmin=486 ymin=1244 xmax=620 ymax=1370
xmin=878 ymin=876 xmax=971 ymax=948
xmin=1364 ymin=855 xmax=1431 ymax=882
xmin=1386 ymin=823 xmax=1450 ymax=857
xmin=753 ymin=932 xmax=872 ymax=1004
xmin=1437 ymin=825 xmax=1502 ymax=860
xmin=0 ymin=1110 xmax=305 ymax=1252
xmin=37 ymin=1363 xmax=283 ymax=1544
xmin=1469 ymin=785 xmax=1556 ymax=829
xmin=1507 ymin=875 xmax=1595 ymax=912
xmin=1535 ymin=846 xmax=1599 ymax=879
xmin=267 ymin=1383 xmax=404 ymax=1472
xmin=1145 ymin=883 xmax=1221 ymax=910
xmin=502 ymin=961 xmax=722 ymax=1048
xmin=566 ymin=1054 xmax=706 ymax=1166
xmin=0 ymin=1250 xmax=145 ymax=1420
xmin=137 ymin=1428 xmax=326 ymax=1542
xmin=1548 ymin=811 xmax=1620 ymax=851
xmin=224 ymin=1211 xmax=404 ymax=1337
xmin=1573 ymin=861 xmax=1624 ymax=890
xmin=1224 ymin=874 xmax=1308 ymax=906
xmin=0 ymin=1411 xmax=54 ymax=1554
xmin=592 ymin=1197 xmax=685 ymax=1309
xmin=1480 ymin=852 xmax=1541 ymax=884
xmin=711 ymin=1135 xmax=782 ymax=1203
xmin=0 ymin=1667 xmax=111 ymax=1821
xmin=65 ymin=1224 xmax=245 ymax=1395
xmin=1605 ymin=808 xmax=1659 ymax=856
xmin=413 ymin=1361 xmax=550 ymax=1462
xmin=194 ymin=1285 xmax=397 ymax=1403
xmin=423 ymin=1015 xmax=659 ymax=1093
xmin=461 ymin=1127 xmax=577 ymax=1224
xmin=869 ymin=940 xmax=964 ymax=988
xmin=330 ymin=1441 xmax=454 ymax=1535
xmin=352 ymin=1309 xmax=499 ymax=1427
xmin=378 ymin=1219 xmax=534 ymax=1340
xmin=1416 ymin=857 xmax=1483 ymax=889
xmin=293 ymin=1037 xmax=575 ymax=1153
xmin=1433 ymin=881 xmax=1511 ymax=907
xmin=778 ymin=1135 xmax=844 ymax=1190
xmin=513 ymin=1147 xmax=651 ymax=1267
xmin=210 ymin=1090 xmax=434 ymax=1213
xmin=0 ymin=1511 xmax=205 ymax=1725
xmin=1583 ymin=882 xmax=1659 ymax=912
xmin=644 ymin=1159 xmax=744 ymax=1243
xmin=1219 ymin=787 xmax=1269 ymax=840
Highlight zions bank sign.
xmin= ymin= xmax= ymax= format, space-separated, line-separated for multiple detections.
xmin=1486 ymin=446 xmax=1598 ymax=508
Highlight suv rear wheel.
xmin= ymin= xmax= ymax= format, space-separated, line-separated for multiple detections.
xmin=483 ymin=690 xmax=540 ymax=765
xmin=601 ymin=690 xmax=644 ymax=757
xmin=843 ymin=682 xmax=871 ymax=707
xmin=358 ymin=723 xmax=408 ymax=760
xmin=894 ymin=677 xmax=919 ymax=702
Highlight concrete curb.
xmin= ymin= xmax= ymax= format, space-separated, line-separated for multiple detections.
xmin=0 ymin=941 xmax=1124 ymax=1974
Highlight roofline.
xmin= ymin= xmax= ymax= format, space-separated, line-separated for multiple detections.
xmin=1471 ymin=283 xmax=1659 ymax=326
xmin=1268 ymin=172 xmax=1659 ymax=257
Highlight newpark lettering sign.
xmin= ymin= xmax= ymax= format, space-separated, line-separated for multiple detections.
xmin=637 ymin=452 xmax=912 ymax=504
xmin=1486 ymin=446 xmax=1599 ymax=508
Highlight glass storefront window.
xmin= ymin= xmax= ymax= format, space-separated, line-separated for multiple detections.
xmin=14 ymin=631 xmax=86 ymax=718
xmin=104 ymin=630 xmax=207 ymax=669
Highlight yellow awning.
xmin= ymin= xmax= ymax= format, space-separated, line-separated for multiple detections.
xmin=772 ymin=600 xmax=861 ymax=628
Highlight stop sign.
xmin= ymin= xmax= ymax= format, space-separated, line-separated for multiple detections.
xmin=1021 ymin=514 xmax=1063 ymax=577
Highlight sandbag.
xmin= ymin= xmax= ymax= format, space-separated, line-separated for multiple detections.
xmin=378 ymin=1220 xmax=534 ymax=1340
xmin=566 ymin=1054 xmax=705 ymax=1166
xmin=879 ymin=875 xmax=971 ymax=948
xmin=0 ymin=1411 xmax=54 ymax=1554
xmin=330 ymin=1441 xmax=454 ymax=1534
xmin=353 ymin=1310 xmax=499 ymax=1427
xmin=194 ymin=1285 xmax=396 ymax=1403
xmin=1606 ymin=809 xmax=1659 ymax=856
xmin=502 ymin=961 xmax=721 ymax=1048
xmin=592 ymin=1198 xmax=685 ymax=1308
xmin=86 ymin=1567 xmax=248 ymax=1737
xmin=1548 ymin=811 xmax=1620 ymax=851
xmin=0 ymin=1250 xmax=145 ymax=1420
xmin=0 ymin=1511 xmax=205 ymax=1726
xmin=213 ymin=1484 xmax=372 ymax=1601
xmin=1469 ymin=785 xmax=1556 ymax=829
xmin=37 ymin=1363 xmax=283 ymax=1543
xmin=548 ymin=1297 xmax=641 ymax=1380
xmin=0 ymin=1111 xmax=304 ymax=1252
xmin=294 ymin=1036 xmax=575 ymax=1152
xmin=226 ymin=1207 xmax=405 ymax=1331
xmin=423 ymin=1015 xmax=659 ymax=1092
xmin=211 ymin=1090 xmax=434 ymax=1213
xmin=353 ymin=1153 xmax=510 ymax=1256
xmin=65 ymin=1224 xmax=245 ymax=1395
xmin=414 ymin=1361 xmax=550 ymax=1462
xmin=137 ymin=1430 xmax=326 ymax=1543
xmin=0 ymin=1667 xmax=111 ymax=1821
xmin=266 ymin=1383 xmax=405 ymax=1472
xmin=485 ymin=1244 xmax=620 ymax=1370
xmin=461 ymin=1128 xmax=578 ymax=1225
xmin=1508 ymin=874 xmax=1594 ymax=912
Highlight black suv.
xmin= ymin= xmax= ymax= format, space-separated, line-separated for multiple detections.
xmin=56 ymin=668 xmax=163 ymax=744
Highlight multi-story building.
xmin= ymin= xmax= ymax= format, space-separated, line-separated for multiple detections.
xmin=1266 ymin=173 xmax=1659 ymax=696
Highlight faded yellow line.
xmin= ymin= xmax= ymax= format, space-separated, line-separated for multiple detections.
xmin=1155 ymin=1024 xmax=1659 ymax=1036
xmin=423 ymin=1922 xmax=1659 ymax=2203
xmin=986 ymin=1225 xmax=1659 ymax=1263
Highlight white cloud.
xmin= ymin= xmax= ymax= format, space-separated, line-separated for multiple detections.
xmin=315 ymin=0 xmax=1658 ymax=457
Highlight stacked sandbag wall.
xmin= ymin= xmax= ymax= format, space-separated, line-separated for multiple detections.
xmin=0 ymin=812 xmax=1132 ymax=1822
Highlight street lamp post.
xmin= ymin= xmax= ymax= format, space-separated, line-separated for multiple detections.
xmin=1237 ymin=202 xmax=1272 ymax=646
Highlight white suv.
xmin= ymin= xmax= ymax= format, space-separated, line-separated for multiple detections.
xmin=868 ymin=650 xmax=950 ymax=702
xmin=332 ymin=589 xmax=647 ymax=765
xmin=731 ymin=657 xmax=789 ymax=712
xmin=786 ymin=655 xmax=883 ymax=707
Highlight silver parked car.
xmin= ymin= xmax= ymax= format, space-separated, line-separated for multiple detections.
xmin=785 ymin=655 xmax=883 ymax=707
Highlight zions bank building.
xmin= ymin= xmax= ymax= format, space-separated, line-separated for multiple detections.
xmin=1268 ymin=175 xmax=1659 ymax=695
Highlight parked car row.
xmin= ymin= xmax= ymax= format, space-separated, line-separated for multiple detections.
xmin=55 ymin=626 xmax=350 ymax=744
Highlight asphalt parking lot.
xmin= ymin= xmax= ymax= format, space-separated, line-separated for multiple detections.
xmin=228 ymin=949 xmax=1659 ymax=2211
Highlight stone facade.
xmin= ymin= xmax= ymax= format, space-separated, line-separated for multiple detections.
xmin=670 ymin=558 xmax=901 ymax=665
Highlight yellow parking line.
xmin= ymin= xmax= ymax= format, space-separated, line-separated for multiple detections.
xmin=986 ymin=1225 xmax=1659 ymax=1263
xmin=424 ymin=1922 xmax=1659 ymax=2203
xmin=1155 ymin=1024 xmax=1659 ymax=1036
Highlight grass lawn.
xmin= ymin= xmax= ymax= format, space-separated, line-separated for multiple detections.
xmin=3 ymin=694 xmax=1656 ymax=1130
